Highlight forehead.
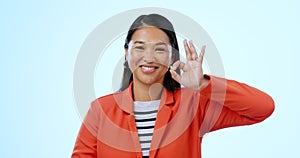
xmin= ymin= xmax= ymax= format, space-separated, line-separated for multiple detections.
xmin=130 ymin=26 xmax=170 ymax=44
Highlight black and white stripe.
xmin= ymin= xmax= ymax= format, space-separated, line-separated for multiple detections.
xmin=134 ymin=100 xmax=160 ymax=157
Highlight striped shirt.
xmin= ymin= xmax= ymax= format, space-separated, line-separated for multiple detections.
xmin=134 ymin=100 xmax=160 ymax=157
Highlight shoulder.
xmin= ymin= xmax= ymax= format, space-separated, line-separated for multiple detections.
xmin=91 ymin=91 xmax=123 ymax=108
xmin=171 ymin=87 xmax=203 ymax=104
xmin=173 ymin=87 xmax=200 ymax=96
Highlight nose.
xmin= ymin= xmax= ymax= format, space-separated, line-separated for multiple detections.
xmin=143 ymin=48 xmax=155 ymax=63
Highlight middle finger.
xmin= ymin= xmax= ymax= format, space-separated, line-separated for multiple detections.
xmin=189 ymin=40 xmax=198 ymax=60
xmin=183 ymin=39 xmax=193 ymax=60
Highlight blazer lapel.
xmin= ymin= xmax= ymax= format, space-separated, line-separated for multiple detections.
xmin=113 ymin=83 xmax=142 ymax=155
xmin=150 ymin=89 xmax=174 ymax=157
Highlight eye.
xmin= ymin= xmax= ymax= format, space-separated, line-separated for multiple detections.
xmin=134 ymin=46 xmax=144 ymax=50
xmin=155 ymin=47 xmax=168 ymax=52
xmin=156 ymin=48 xmax=165 ymax=51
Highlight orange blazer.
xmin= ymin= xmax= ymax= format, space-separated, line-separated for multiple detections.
xmin=72 ymin=75 xmax=274 ymax=158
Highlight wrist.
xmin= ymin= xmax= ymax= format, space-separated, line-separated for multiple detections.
xmin=198 ymin=77 xmax=210 ymax=90
xmin=191 ymin=75 xmax=210 ymax=91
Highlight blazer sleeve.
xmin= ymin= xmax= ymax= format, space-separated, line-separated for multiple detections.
xmin=72 ymin=101 xmax=100 ymax=158
xmin=198 ymin=75 xmax=275 ymax=135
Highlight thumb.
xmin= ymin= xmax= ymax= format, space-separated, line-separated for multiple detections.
xmin=170 ymin=69 xmax=181 ymax=84
xmin=171 ymin=60 xmax=185 ymax=71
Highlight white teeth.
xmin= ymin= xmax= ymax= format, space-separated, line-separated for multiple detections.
xmin=142 ymin=66 xmax=155 ymax=71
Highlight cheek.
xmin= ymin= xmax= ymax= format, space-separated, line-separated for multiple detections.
xmin=161 ymin=66 xmax=169 ymax=74
xmin=156 ymin=54 xmax=172 ymax=67
xmin=127 ymin=53 xmax=142 ymax=71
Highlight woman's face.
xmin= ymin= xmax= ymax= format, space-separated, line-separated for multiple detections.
xmin=126 ymin=26 xmax=172 ymax=86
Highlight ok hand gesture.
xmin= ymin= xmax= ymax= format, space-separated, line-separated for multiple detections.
xmin=170 ymin=40 xmax=209 ymax=91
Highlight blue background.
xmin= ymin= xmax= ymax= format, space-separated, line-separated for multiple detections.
xmin=1 ymin=0 xmax=299 ymax=157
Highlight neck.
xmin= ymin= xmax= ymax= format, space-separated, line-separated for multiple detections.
xmin=132 ymin=81 xmax=164 ymax=101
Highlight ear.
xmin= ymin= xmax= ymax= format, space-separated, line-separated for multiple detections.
xmin=170 ymin=50 xmax=176 ymax=66
xmin=125 ymin=48 xmax=128 ymax=60
xmin=171 ymin=54 xmax=175 ymax=65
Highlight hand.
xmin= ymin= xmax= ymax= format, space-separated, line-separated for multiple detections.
xmin=170 ymin=40 xmax=209 ymax=91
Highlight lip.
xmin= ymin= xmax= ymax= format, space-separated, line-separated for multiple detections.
xmin=139 ymin=65 xmax=159 ymax=74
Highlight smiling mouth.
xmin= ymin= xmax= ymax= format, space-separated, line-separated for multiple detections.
xmin=139 ymin=65 xmax=159 ymax=73
xmin=139 ymin=65 xmax=159 ymax=69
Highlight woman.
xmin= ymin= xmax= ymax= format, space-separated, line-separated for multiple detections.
xmin=72 ymin=14 xmax=274 ymax=158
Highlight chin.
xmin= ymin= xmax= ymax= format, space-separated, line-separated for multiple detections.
xmin=141 ymin=78 xmax=160 ymax=85
xmin=134 ymin=75 xmax=164 ymax=86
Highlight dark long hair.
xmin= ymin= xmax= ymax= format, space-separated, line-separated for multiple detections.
xmin=119 ymin=14 xmax=181 ymax=92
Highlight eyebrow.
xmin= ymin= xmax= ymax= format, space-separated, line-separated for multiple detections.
xmin=133 ymin=41 xmax=168 ymax=46
xmin=133 ymin=41 xmax=145 ymax=44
